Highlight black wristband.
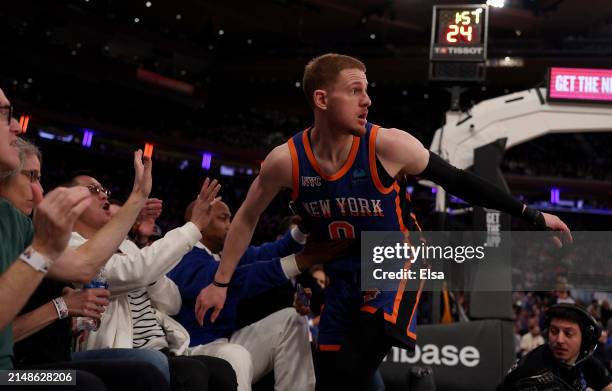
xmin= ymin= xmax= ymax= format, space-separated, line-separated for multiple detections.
xmin=213 ymin=279 xmax=230 ymax=288
xmin=522 ymin=206 xmax=547 ymax=230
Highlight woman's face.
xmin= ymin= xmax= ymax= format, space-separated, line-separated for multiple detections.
xmin=0 ymin=154 xmax=42 ymax=215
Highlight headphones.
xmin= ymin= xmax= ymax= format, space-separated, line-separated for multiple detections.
xmin=544 ymin=303 xmax=602 ymax=362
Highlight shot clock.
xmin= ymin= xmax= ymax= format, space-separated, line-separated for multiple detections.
xmin=430 ymin=4 xmax=489 ymax=62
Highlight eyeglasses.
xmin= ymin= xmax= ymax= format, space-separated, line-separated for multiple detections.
xmin=86 ymin=184 xmax=111 ymax=198
xmin=20 ymin=170 xmax=41 ymax=183
xmin=0 ymin=105 xmax=13 ymax=126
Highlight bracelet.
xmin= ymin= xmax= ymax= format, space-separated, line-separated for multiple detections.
xmin=19 ymin=246 xmax=53 ymax=273
xmin=522 ymin=206 xmax=547 ymax=230
xmin=52 ymin=297 xmax=69 ymax=319
xmin=212 ymin=279 xmax=230 ymax=288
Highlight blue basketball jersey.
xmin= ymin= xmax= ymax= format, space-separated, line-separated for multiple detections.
xmin=288 ymin=122 xmax=422 ymax=349
xmin=288 ymin=122 xmax=407 ymax=240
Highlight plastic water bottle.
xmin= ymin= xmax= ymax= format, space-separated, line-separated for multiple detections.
xmin=78 ymin=269 xmax=109 ymax=332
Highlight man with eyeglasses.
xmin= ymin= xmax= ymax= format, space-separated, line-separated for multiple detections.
xmin=0 ymin=88 xmax=94 ymax=346
xmin=65 ymin=174 xmax=239 ymax=391
xmin=0 ymin=88 xmax=109 ymax=389
xmin=0 ymin=137 xmax=44 ymax=217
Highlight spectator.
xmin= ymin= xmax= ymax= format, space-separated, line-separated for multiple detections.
xmin=3 ymin=139 xmax=174 ymax=390
xmin=593 ymin=326 xmax=612 ymax=371
xmin=169 ymin=200 xmax=352 ymax=391
xmin=519 ymin=318 xmax=545 ymax=356
xmin=69 ymin=176 xmax=236 ymax=391
xmin=513 ymin=322 xmax=522 ymax=358
xmin=501 ymin=304 xmax=611 ymax=390
xmin=311 ymin=265 xmax=329 ymax=290
xmin=589 ymin=300 xmax=603 ymax=322
xmin=554 ymin=279 xmax=575 ymax=304
xmin=0 ymin=138 xmax=43 ymax=216
xmin=0 ymin=88 xmax=91 ymax=362
xmin=0 ymin=90 xmax=167 ymax=390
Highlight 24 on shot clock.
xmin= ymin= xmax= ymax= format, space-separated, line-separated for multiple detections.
xmin=430 ymin=4 xmax=489 ymax=62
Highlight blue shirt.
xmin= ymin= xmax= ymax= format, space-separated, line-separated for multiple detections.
xmin=168 ymin=231 xmax=303 ymax=346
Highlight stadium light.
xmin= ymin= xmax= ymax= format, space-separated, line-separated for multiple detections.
xmin=19 ymin=115 xmax=30 ymax=133
xmin=201 ymin=152 xmax=212 ymax=170
xmin=486 ymin=0 xmax=505 ymax=8
xmin=144 ymin=143 xmax=154 ymax=158
xmin=82 ymin=129 xmax=94 ymax=148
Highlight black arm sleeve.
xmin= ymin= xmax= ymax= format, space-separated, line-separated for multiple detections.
xmin=419 ymin=152 xmax=524 ymax=217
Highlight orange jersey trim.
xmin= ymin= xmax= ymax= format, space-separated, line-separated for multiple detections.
xmin=287 ymin=138 xmax=300 ymax=201
xmin=406 ymin=279 xmax=425 ymax=340
xmin=393 ymin=183 xmax=408 ymax=234
xmin=360 ymin=305 xmax=378 ymax=314
xmin=368 ymin=125 xmax=394 ymax=195
xmin=410 ymin=212 xmax=423 ymax=232
xmin=383 ymin=259 xmax=412 ymax=324
xmin=318 ymin=344 xmax=342 ymax=352
xmin=302 ymin=129 xmax=360 ymax=181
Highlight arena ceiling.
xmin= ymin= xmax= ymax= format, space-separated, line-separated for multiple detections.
xmin=5 ymin=0 xmax=612 ymax=87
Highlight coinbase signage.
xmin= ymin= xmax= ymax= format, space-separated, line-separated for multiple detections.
xmin=380 ymin=320 xmax=515 ymax=391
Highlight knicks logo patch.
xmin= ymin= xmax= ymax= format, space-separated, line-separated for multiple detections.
xmin=353 ymin=169 xmax=367 ymax=179
xmin=301 ymin=176 xmax=322 ymax=187
xmin=352 ymin=168 xmax=368 ymax=184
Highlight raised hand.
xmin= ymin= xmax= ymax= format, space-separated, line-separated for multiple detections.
xmin=137 ymin=198 xmax=163 ymax=223
xmin=190 ymin=178 xmax=221 ymax=231
xmin=130 ymin=149 xmax=153 ymax=200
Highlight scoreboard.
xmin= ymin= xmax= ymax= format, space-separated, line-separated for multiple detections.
xmin=430 ymin=4 xmax=489 ymax=62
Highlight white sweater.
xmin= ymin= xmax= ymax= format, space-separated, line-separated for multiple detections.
xmin=69 ymin=222 xmax=201 ymax=355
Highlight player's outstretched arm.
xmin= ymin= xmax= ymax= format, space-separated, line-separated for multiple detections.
xmin=376 ymin=127 xmax=572 ymax=246
xmin=194 ymin=144 xmax=293 ymax=324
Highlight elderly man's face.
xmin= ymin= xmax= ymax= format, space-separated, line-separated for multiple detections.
xmin=0 ymin=153 xmax=43 ymax=216
xmin=0 ymin=89 xmax=20 ymax=170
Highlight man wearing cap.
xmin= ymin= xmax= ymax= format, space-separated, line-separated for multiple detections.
xmin=501 ymin=303 xmax=612 ymax=391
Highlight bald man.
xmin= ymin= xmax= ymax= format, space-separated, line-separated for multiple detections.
xmin=169 ymin=200 xmax=350 ymax=391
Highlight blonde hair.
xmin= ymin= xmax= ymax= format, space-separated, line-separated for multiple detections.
xmin=302 ymin=53 xmax=366 ymax=107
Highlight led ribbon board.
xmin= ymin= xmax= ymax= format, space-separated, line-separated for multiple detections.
xmin=548 ymin=67 xmax=612 ymax=103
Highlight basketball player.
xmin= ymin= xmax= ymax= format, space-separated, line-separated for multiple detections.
xmin=196 ymin=53 xmax=572 ymax=389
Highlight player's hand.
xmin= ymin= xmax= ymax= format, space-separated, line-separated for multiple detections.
xmin=542 ymin=212 xmax=573 ymax=248
xmin=295 ymin=235 xmax=357 ymax=270
xmin=194 ymin=283 xmax=227 ymax=326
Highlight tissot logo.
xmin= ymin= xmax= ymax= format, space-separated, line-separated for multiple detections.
xmin=436 ymin=47 xmax=483 ymax=55
xmin=301 ymin=176 xmax=322 ymax=187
